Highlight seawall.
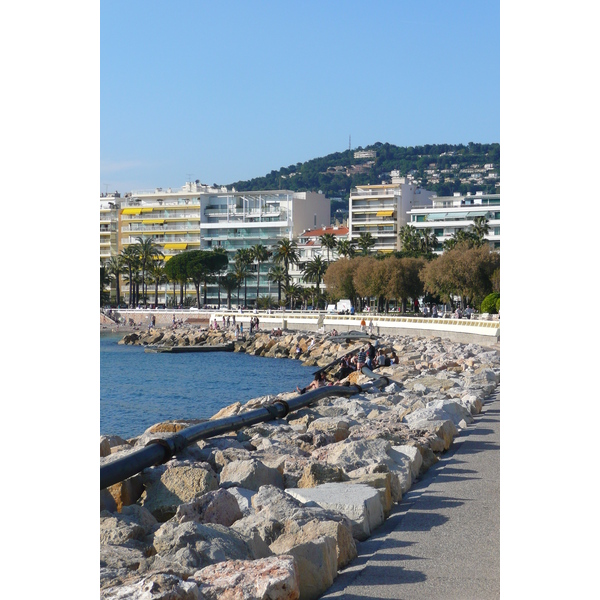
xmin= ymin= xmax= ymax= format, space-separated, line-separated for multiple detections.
xmin=103 ymin=309 xmax=500 ymax=347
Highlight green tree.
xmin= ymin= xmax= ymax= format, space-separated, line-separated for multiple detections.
xmin=234 ymin=248 xmax=254 ymax=307
xmin=250 ymin=244 xmax=270 ymax=304
xmin=100 ymin=266 xmax=111 ymax=306
xmin=283 ymin=282 xmax=302 ymax=310
xmin=105 ymin=254 xmax=124 ymax=306
xmin=320 ymin=233 xmax=337 ymax=262
xmin=336 ymin=239 xmax=356 ymax=259
xmin=120 ymin=245 xmax=140 ymax=307
xmin=219 ymin=272 xmax=239 ymax=310
xmin=148 ymin=259 xmax=167 ymax=306
xmin=322 ymin=258 xmax=357 ymax=305
xmin=273 ymin=239 xmax=300 ymax=293
xmin=302 ymin=256 xmax=328 ymax=297
xmin=185 ymin=250 xmax=212 ymax=308
xmin=357 ymin=232 xmax=376 ymax=256
xmin=208 ymin=248 xmax=229 ymax=307
xmin=164 ymin=252 xmax=189 ymax=306
xmin=135 ymin=236 xmax=164 ymax=307
xmin=267 ymin=264 xmax=286 ymax=304
xmin=470 ymin=216 xmax=490 ymax=242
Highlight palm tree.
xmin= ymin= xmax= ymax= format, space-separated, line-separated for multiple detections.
xmin=357 ymin=232 xmax=376 ymax=256
xmin=267 ymin=265 xmax=286 ymax=305
xmin=219 ymin=272 xmax=239 ymax=310
xmin=273 ymin=239 xmax=300 ymax=291
xmin=302 ymin=256 xmax=328 ymax=297
xmin=234 ymin=248 xmax=254 ymax=307
xmin=399 ymin=225 xmax=421 ymax=254
xmin=147 ymin=259 xmax=167 ymax=306
xmin=418 ymin=230 xmax=438 ymax=255
xmin=105 ymin=255 xmax=124 ymax=306
xmin=135 ymin=236 xmax=164 ymax=306
xmin=336 ymin=239 xmax=356 ymax=259
xmin=320 ymin=233 xmax=337 ymax=262
xmin=120 ymin=245 xmax=140 ymax=307
xmin=250 ymin=244 xmax=270 ymax=305
xmin=470 ymin=216 xmax=490 ymax=244
xmin=283 ymin=282 xmax=302 ymax=310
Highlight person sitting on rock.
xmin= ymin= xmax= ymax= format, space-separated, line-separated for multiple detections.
xmin=296 ymin=372 xmax=325 ymax=394
xmin=356 ymin=348 xmax=367 ymax=370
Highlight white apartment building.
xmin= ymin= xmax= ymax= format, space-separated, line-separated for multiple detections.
xmin=349 ymin=171 xmax=434 ymax=253
xmin=114 ymin=181 xmax=329 ymax=305
xmin=406 ymin=191 xmax=500 ymax=253
xmin=289 ymin=225 xmax=350 ymax=289
xmin=100 ymin=193 xmax=121 ymax=263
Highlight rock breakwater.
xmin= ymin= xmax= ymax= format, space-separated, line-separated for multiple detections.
xmin=101 ymin=327 xmax=499 ymax=599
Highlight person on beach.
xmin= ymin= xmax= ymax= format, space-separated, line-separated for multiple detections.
xmin=432 ymin=304 xmax=438 ymax=318
xmin=376 ymin=349 xmax=387 ymax=368
xmin=390 ymin=351 xmax=399 ymax=364
xmin=337 ymin=356 xmax=354 ymax=380
xmin=235 ymin=323 xmax=240 ymax=340
xmin=296 ymin=372 xmax=325 ymax=395
xmin=368 ymin=319 xmax=374 ymax=334
xmin=360 ymin=317 xmax=366 ymax=332
xmin=295 ymin=343 xmax=302 ymax=357
xmin=356 ymin=347 xmax=367 ymax=370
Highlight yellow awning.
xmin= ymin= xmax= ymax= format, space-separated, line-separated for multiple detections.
xmin=164 ymin=255 xmax=173 ymax=261
xmin=141 ymin=208 xmax=154 ymax=213
xmin=122 ymin=208 xmax=141 ymax=215
xmin=142 ymin=219 xmax=165 ymax=224
xmin=376 ymin=210 xmax=394 ymax=217
xmin=377 ymin=249 xmax=393 ymax=254
xmin=164 ymin=243 xmax=188 ymax=250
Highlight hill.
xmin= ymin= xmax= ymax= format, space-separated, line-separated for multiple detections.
xmin=227 ymin=142 xmax=500 ymax=219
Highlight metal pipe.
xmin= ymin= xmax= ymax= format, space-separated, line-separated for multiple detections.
xmin=100 ymin=370 xmax=389 ymax=490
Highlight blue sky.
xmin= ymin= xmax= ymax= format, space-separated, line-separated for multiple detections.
xmin=101 ymin=0 xmax=499 ymax=193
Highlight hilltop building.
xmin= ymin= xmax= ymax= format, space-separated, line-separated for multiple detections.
xmin=406 ymin=191 xmax=500 ymax=253
xmin=349 ymin=171 xmax=435 ymax=253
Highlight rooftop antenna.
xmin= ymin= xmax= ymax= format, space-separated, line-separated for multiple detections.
xmin=186 ymin=173 xmax=193 ymax=183
xmin=103 ymin=183 xmax=110 ymax=194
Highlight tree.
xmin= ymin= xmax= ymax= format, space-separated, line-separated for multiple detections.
xmin=208 ymin=248 xmax=229 ymax=307
xmin=105 ymin=255 xmax=124 ymax=306
xmin=250 ymin=244 xmax=270 ymax=304
xmin=164 ymin=252 xmax=189 ymax=307
xmin=273 ymin=239 xmax=300 ymax=293
xmin=302 ymin=256 xmax=328 ymax=298
xmin=320 ymin=233 xmax=337 ymax=262
xmin=120 ymin=245 xmax=140 ymax=307
xmin=234 ymin=248 xmax=254 ymax=307
xmin=267 ymin=264 xmax=286 ymax=304
xmin=100 ymin=266 xmax=111 ymax=306
xmin=353 ymin=256 xmax=388 ymax=311
xmin=384 ymin=256 xmax=426 ymax=312
xmin=219 ymin=272 xmax=239 ymax=310
xmin=283 ymin=282 xmax=302 ymax=310
xmin=185 ymin=250 xmax=212 ymax=308
xmin=135 ymin=236 xmax=164 ymax=306
xmin=357 ymin=232 xmax=376 ymax=256
xmin=420 ymin=242 xmax=500 ymax=309
xmin=336 ymin=239 xmax=356 ymax=259
xmin=322 ymin=258 xmax=357 ymax=305
xmin=470 ymin=216 xmax=490 ymax=242
xmin=148 ymin=259 xmax=166 ymax=306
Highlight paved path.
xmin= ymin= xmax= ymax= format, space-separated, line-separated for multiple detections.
xmin=321 ymin=389 xmax=500 ymax=600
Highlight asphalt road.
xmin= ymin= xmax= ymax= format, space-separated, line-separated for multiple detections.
xmin=321 ymin=389 xmax=500 ymax=600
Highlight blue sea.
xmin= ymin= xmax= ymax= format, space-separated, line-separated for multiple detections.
xmin=100 ymin=332 xmax=312 ymax=439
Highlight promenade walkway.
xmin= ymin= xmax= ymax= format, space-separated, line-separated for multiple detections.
xmin=321 ymin=389 xmax=500 ymax=600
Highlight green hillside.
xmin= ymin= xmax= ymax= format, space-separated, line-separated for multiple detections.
xmin=227 ymin=142 xmax=500 ymax=218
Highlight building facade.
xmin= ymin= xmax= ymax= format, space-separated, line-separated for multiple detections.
xmin=100 ymin=194 xmax=121 ymax=263
xmin=108 ymin=181 xmax=329 ymax=306
xmin=406 ymin=191 xmax=500 ymax=253
xmin=349 ymin=171 xmax=434 ymax=253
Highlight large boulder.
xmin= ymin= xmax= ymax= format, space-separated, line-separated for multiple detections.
xmin=407 ymin=419 xmax=458 ymax=451
xmin=220 ymin=459 xmax=284 ymax=491
xmin=173 ymin=488 xmax=243 ymax=527
xmin=269 ymin=532 xmax=337 ymax=600
xmin=193 ymin=556 xmax=300 ymax=600
xmin=140 ymin=462 xmax=219 ymax=522
xmin=404 ymin=399 xmax=473 ymax=428
xmin=101 ymin=572 xmax=199 ymax=599
xmin=152 ymin=521 xmax=252 ymax=577
xmin=285 ymin=482 xmax=385 ymax=541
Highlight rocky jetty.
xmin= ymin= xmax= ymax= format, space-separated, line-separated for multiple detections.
xmin=102 ymin=329 xmax=499 ymax=599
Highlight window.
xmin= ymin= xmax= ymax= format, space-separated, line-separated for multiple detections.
xmin=434 ymin=228 xmax=443 ymax=236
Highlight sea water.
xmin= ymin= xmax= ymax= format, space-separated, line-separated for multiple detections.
xmin=100 ymin=332 xmax=312 ymax=439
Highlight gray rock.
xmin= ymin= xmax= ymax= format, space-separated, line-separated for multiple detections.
xmin=220 ymin=458 xmax=284 ymax=491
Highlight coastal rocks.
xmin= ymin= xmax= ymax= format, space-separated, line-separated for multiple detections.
xmin=140 ymin=462 xmax=219 ymax=522
xmin=193 ymin=555 xmax=300 ymax=600
xmin=102 ymin=329 xmax=500 ymax=597
xmin=286 ymin=482 xmax=385 ymax=541
xmin=173 ymin=489 xmax=243 ymax=527
xmin=151 ymin=521 xmax=252 ymax=577
xmin=219 ymin=458 xmax=285 ymax=491
xmin=102 ymin=573 xmax=199 ymax=600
